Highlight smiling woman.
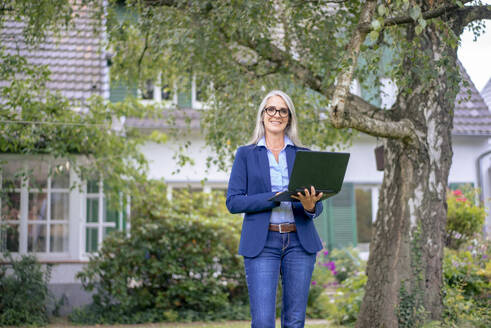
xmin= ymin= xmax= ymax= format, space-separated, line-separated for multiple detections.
xmin=226 ymin=90 xmax=325 ymax=328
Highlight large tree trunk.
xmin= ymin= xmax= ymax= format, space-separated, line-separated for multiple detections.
xmin=356 ymin=24 xmax=457 ymax=328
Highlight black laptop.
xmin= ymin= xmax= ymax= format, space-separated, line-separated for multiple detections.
xmin=268 ymin=150 xmax=350 ymax=202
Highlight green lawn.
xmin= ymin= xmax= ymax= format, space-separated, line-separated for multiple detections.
xmin=48 ymin=317 xmax=336 ymax=327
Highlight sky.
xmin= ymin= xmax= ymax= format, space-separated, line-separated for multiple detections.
xmin=457 ymin=3 xmax=491 ymax=91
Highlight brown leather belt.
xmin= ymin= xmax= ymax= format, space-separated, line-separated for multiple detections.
xmin=269 ymin=223 xmax=296 ymax=233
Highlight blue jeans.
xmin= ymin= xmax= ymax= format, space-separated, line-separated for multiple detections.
xmin=244 ymin=230 xmax=316 ymax=328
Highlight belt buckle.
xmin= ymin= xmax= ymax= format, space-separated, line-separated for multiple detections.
xmin=279 ymin=223 xmax=286 ymax=234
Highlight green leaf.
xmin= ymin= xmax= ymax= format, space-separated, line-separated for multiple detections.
xmin=377 ymin=4 xmax=386 ymax=16
xmin=415 ymin=25 xmax=423 ymax=35
xmin=148 ymin=130 xmax=168 ymax=144
xmin=371 ymin=19 xmax=381 ymax=31
xmin=369 ymin=30 xmax=379 ymax=41
xmin=418 ymin=18 xmax=427 ymax=29
xmin=410 ymin=5 xmax=422 ymax=21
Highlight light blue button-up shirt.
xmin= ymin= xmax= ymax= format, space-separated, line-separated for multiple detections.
xmin=257 ymin=135 xmax=295 ymax=224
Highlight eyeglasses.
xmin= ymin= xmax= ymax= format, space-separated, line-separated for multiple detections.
xmin=264 ymin=106 xmax=290 ymax=118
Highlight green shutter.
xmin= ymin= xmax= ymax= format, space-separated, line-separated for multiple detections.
xmin=314 ymin=201 xmax=329 ymax=248
xmin=325 ymin=183 xmax=357 ymax=250
xmin=109 ymin=81 xmax=137 ymax=103
xmin=177 ymin=75 xmax=192 ymax=108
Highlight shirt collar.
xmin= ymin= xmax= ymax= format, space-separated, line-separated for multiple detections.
xmin=257 ymin=135 xmax=294 ymax=150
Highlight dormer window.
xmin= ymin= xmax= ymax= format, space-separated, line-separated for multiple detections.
xmin=138 ymin=73 xmax=208 ymax=109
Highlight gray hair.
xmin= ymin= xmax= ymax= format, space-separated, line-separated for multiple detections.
xmin=248 ymin=90 xmax=303 ymax=146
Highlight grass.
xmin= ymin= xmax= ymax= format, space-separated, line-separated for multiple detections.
xmin=48 ymin=317 xmax=336 ymax=327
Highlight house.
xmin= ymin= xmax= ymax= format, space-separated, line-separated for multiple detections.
xmin=125 ymin=63 xmax=491 ymax=253
xmin=1 ymin=0 xmax=490 ymax=315
xmin=0 ymin=1 xmax=115 ymax=312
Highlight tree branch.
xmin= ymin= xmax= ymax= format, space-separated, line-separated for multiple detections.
xmin=345 ymin=109 xmax=416 ymax=143
xmin=330 ymin=0 xmax=377 ymax=128
xmin=346 ymin=93 xmax=394 ymax=122
xmin=455 ymin=5 xmax=491 ymax=27
xmin=358 ymin=3 xmax=471 ymax=33
xmin=228 ymin=32 xmax=325 ymax=93
xmin=137 ymin=30 xmax=149 ymax=80
xmin=142 ymin=0 xmax=410 ymax=142
xmin=292 ymin=0 xmax=348 ymax=5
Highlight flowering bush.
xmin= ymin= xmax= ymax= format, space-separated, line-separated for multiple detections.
xmin=306 ymin=249 xmax=338 ymax=318
xmin=306 ymin=247 xmax=366 ymax=321
xmin=443 ymin=236 xmax=491 ymax=327
xmin=326 ymin=247 xmax=363 ymax=283
xmin=445 ymin=187 xmax=486 ymax=250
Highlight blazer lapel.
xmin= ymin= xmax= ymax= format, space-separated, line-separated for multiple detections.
xmin=285 ymin=145 xmax=296 ymax=178
xmin=257 ymin=147 xmax=272 ymax=192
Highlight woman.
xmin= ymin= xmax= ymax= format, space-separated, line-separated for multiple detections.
xmin=226 ymin=90 xmax=324 ymax=328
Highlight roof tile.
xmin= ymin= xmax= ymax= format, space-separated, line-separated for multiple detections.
xmin=0 ymin=0 xmax=108 ymax=104
xmin=453 ymin=62 xmax=491 ymax=136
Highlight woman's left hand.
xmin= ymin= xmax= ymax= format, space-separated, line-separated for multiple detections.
xmin=291 ymin=186 xmax=323 ymax=213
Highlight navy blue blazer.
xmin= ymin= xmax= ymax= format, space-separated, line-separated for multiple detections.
xmin=226 ymin=143 xmax=324 ymax=257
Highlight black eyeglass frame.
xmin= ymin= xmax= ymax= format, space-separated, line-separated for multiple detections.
xmin=263 ymin=106 xmax=291 ymax=118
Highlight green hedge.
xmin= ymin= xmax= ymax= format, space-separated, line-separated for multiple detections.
xmin=71 ymin=181 xmax=249 ymax=324
xmin=0 ymin=254 xmax=52 ymax=326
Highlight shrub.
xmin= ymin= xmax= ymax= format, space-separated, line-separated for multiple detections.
xmin=326 ymin=247 xmax=363 ymax=283
xmin=326 ymin=272 xmax=367 ymax=325
xmin=443 ymin=237 xmax=490 ymax=302
xmin=72 ymin=181 xmax=248 ymax=324
xmin=306 ymin=249 xmax=337 ymax=319
xmin=0 ymin=253 xmax=52 ymax=326
xmin=442 ymin=236 xmax=490 ymax=327
xmin=308 ymin=247 xmax=366 ymax=322
xmin=445 ymin=186 xmax=486 ymax=250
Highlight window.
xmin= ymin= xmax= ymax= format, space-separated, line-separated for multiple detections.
xmin=1 ymin=158 xmax=130 ymax=259
xmin=141 ymin=79 xmax=155 ymax=100
xmin=85 ymin=179 xmax=129 ymax=253
xmin=138 ymin=75 xmax=175 ymax=105
xmin=192 ymin=75 xmax=209 ymax=109
xmin=0 ymin=161 xmax=22 ymax=252
xmin=138 ymin=73 xmax=208 ymax=109
xmin=0 ymin=160 xmax=70 ymax=254
xmin=161 ymin=84 xmax=172 ymax=100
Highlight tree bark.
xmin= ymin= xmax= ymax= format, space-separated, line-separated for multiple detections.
xmin=356 ymin=23 xmax=456 ymax=328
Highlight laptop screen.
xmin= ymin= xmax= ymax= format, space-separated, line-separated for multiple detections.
xmin=288 ymin=151 xmax=350 ymax=193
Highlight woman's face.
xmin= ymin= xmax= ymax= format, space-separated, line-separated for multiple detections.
xmin=263 ymin=95 xmax=290 ymax=135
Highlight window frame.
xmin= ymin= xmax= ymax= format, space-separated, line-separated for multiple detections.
xmin=137 ymin=73 xmax=177 ymax=108
xmin=0 ymin=155 xmax=130 ymax=262
xmin=0 ymin=156 xmax=73 ymax=260
xmin=82 ymin=178 xmax=130 ymax=257
xmin=137 ymin=73 xmax=210 ymax=110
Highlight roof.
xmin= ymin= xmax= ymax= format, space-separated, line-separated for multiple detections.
xmin=453 ymin=62 xmax=491 ymax=136
xmin=0 ymin=0 xmax=109 ymax=105
xmin=481 ymin=77 xmax=491 ymax=111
